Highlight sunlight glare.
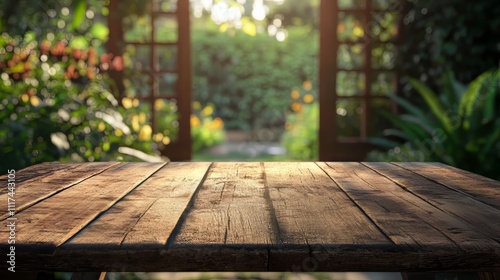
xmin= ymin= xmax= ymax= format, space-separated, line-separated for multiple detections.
xmin=276 ymin=30 xmax=287 ymax=41
xmin=252 ymin=0 xmax=267 ymax=21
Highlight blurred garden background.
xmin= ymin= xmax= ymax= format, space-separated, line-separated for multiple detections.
xmin=1 ymin=0 xmax=500 ymax=176
xmin=1 ymin=0 xmax=500 ymax=279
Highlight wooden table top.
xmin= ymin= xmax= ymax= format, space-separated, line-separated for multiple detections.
xmin=1 ymin=162 xmax=500 ymax=272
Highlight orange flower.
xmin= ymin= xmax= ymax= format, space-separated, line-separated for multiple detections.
xmin=88 ymin=47 xmax=98 ymax=65
xmin=51 ymin=41 xmax=66 ymax=57
xmin=303 ymin=94 xmax=314 ymax=103
xmin=111 ymin=56 xmax=124 ymax=71
xmin=337 ymin=23 xmax=345 ymax=33
xmin=40 ymin=41 xmax=51 ymax=54
xmin=302 ymin=80 xmax=312 ymax=91
xmin=291 ymin=102 xmax=303 ymax=112
xmin=290 ymin=89 xmax=300 ymax=100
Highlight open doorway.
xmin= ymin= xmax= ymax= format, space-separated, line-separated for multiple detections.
xmin=110 ymin=0 xmax=400 ymax=162
xmin=190 ymin=0 xmax=320 ymax=161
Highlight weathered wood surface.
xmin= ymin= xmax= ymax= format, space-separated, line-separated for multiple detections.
xmin=0 ymin=162 xmax=499 ymax=272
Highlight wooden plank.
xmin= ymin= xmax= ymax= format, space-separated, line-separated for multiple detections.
xmin=4 ymin=162 xmax=500 ymax=272
xmin=393 ymin=162 xmax=500 ymax=209
xmin=165 ymin=162 xmax=275 ymax=271
xmin=263 ymin=162 xmax=393 ymax=271
xmin=318 ymin=162 xmax=500 ymax=263
xmin=0 ymin=162 xmax=77 ymax=185
xmin=0 ymin=162 xmax=119 ymax=220
xmin=0 ymin=162 xmax=165 ymax=252
xmin=364 ymin=162 xmax=500 ymax=242
xmin=62 ymin=162 xmax=211 ymax=247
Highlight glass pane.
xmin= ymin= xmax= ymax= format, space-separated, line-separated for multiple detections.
xmin=154 ymin=16 xmax=178 ymax=43
xmin=124 ymin=73 xmax=151 ymax=98
xmin=369 ymin=13 xmax=398 ymax=41
xmin=372 ymin=72 xmax=396 ymax=96
xmin=338 ymin=44 xmax=365 ymax=69
xmin=338 ymin=0 xmax=366 ymax=9
xmin=156 ymin=45 xmax=177 ymax=71
xmin=123 ymin=15 xmax=152 ymax=42
xmin=370 ymin=98 xmax=392 ymax=136
xmin=156 ymin=73 xmax=178 ymax=97
xmin=154 ymin=98 xmax=179 ymax=142
xmin=124 ymin=45 xmax=151 ymax=71
xmin=338 ymin=12 xmax=366 ymax=41
xmin=336 ymin=98 xmax=362 ymax=137
xmin=372 ymin=43 xmax=396 ymax=69
xmin=336 ymin=71 xmax=365 ymax=96
xmin=153 ymin=0 xmax=177 ymax=12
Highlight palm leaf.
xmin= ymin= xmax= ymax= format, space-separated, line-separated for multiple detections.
xmin=387 ymin=93 xmax=437 ymax=128
xmin=367 ymin=137 xmax=400 ymax=149
xmin=382 ymin=128 xmax=409 ymax=140
xmin=484 ymin=70 xmax=500 ymax=121
xmin=408 ymin=78 xmax=454 ymax=135
xmin=379 ymin=110 xmax=429 ymax=142
xmin=400 ymin=114 xmax=436 ymax=136
xmin=71 ymin=0 xmax=87 ymax=31
xmin=459 ymin=70 xmax=493 ymax=118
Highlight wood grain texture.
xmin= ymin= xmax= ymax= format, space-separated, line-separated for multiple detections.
xmin=364 ymin=162 xmax=500 ymax=242
xmin=166 ymin=162 xmax=275 ymax=271
xmin=0 ymin=162 xmax=165 ymax=254
xmin=0 ymin=162 xmax=119 ymax=220
xmin=263 ymin=162 xmax=393 ymax=271
xmin=393 ymin=162 xmax=500 ymax=209
xmin=1 ymin=162 xmax=500 ymax=272
xmin=0 ymin=162 xmax=72 ymax=182
xmin=319 ymin=162 xmax=500 ymax=270
xmin=62 ymin=162 xmax=211 ymax=247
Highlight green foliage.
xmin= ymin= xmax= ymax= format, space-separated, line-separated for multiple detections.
xmin=281 ymin=103 xmax=319 ymax=161
xmin=192 ymin=25 xmax=318 ymax=130
xmin=400 ymin=0 xmax=500 ymax=87
xmin=191 ymin=102 xmax=226 ymax=152
xmin=0 ymin=32 xmax=163 ymax=171
xmin=0 ymin=0 xmax=109 ymax=43
xmin=368 ymin=70 xmax=500 ymax=179
xmin=268 ymin=0 xmax=320 ymax=28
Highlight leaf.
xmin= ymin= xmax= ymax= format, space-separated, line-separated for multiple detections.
xmin=367 ymin=136 xmax=400 ymax=149
xmin=483 ymin=70 xmax=500 ymax=121
xmin=409 ymin=78 xmax=454 ymax=134
xmin=458 ymin=70 xmax=493 ymax=118
xmin=483 ymin=119 xmax=500 ymax=152
xmin=400 ymin=114 xmax=435 ymax=135
xmin=382 ymin=128 xmax=410 ymax=140
xmin=387 ymin=93 xmax=437 ymax=129
xmin=90 ymin=23 xmax=109 ymax=41
xmin=71 ymin=0 xmax=87 ymax=31
xmin=379 ymin=110 xmax=428 ymax=142
xmin=69 ymin=36 xmax=89 ymax=49
xmin=442 ymin=71 xmax=465 ymax=105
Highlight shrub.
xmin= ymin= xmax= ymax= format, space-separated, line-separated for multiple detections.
xmin=280 ymin=83 xmax=318 ymax=160
xmin=191 ymin=101 xmax=226 ymax=152
xmin=192 ymin=24 xmax=318 ymax=130
xmin=400 ymin=0 xmax=500 ymax=87
xmin=0 ymin=32 xmax=163 ymax=171
xmin=368 ymin=70 xmax=500 ymax=180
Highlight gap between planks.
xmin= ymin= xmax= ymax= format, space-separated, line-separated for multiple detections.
xmin=0 ymin=162 xmax=167 ymax=252
xmin=361 ymin=162 xmax=500 ymax=246
xmin=0 ymin=162 xmax=121 ymax=221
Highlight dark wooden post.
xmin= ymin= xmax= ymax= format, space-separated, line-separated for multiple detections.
xmin=161 ymin=0 xmax=192 ymax=160
xmin=319 ymin=0 xmax=337 ymax=161
xmin=106 ymin=0 xmax=125 ymax=99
